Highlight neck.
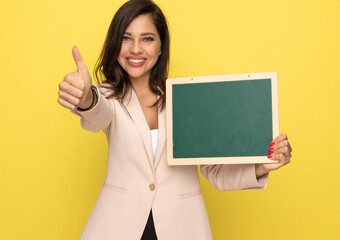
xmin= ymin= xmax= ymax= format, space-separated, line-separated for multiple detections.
xmin=130 ymin=75 xmax=153 ymax=98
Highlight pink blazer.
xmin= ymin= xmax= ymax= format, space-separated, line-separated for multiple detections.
xmin=73 ymin=85 xmax=268 ymax=240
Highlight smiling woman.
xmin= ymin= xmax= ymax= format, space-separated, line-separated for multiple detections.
xmin=57 ymin=0 xmax=292 ymax=239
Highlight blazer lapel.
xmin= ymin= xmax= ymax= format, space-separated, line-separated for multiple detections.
xmin=155 ymin=107 xmax=166 ymax=168
xmin=123 ymin=89 xmax=154 ymax=167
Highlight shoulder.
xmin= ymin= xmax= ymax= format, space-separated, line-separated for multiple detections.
xmin=95 ymin=83 xmax=133 ymax=106
xmin=96 ymin=83 xmax=115 ymax=99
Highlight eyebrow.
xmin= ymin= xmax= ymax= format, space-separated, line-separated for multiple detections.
xmin=124 ymin=32 xmax=157 ymax=36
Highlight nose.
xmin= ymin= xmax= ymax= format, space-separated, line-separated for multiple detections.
xmin=129 ymin=40 xmax=143 ymax=55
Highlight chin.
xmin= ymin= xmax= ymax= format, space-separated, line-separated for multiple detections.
xmin=127 ymin=71 xmax=151 ymax=81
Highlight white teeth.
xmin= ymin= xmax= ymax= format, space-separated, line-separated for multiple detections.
xmin=128 ymin=58 xmax=146 ymax=63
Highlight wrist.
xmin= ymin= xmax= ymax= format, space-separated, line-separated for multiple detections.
xmin=77 ymin=87 xmax=96 ymax=111
xmin=255 ymin=164 xmax=268 ymax=178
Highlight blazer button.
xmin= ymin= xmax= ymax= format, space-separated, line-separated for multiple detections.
xmin=149 ymin=184 xmax=155 ymax=191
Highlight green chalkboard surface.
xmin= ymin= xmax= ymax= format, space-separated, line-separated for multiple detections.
xmin=166 ymin=73 xmax=279 ymax=165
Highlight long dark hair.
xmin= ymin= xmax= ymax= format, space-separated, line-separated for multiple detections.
xmin=94 ymin=0 xmax=170 ymax=110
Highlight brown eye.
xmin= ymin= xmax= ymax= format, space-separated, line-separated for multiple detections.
xmin=122 ymin=36 xmax=130 ymax=41
xmin=144 ymin=37 xmax=154 ymax=42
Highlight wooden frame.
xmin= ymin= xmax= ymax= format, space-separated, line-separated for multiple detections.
xmin=166 ymin=72 xmax=279 ymax=165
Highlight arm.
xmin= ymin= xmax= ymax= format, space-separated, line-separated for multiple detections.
xmin=200 ymin=164 xmax=268 ymax=191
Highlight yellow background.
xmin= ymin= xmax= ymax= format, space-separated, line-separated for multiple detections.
xmin=1 ymin=0 xmax=339 ymax=239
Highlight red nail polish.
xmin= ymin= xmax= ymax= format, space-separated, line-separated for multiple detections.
xmin=269 ymin=147 xmax=274 ymax=151
xmin=267 ymin=155 xmax=272 ymax=158
xmin=269 ymin=151 xmax=274 ymax=154
xmin=270 ymin=142 xmax=275 ymax=146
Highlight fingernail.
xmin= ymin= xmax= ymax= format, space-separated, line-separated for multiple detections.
xmin=267 ymin=155 xmax=272 ymax=158
xmin=268 ymin=147 xmax=274 ymax=151
xmin=270 ymin=142 xmax=275 ymax=146
xmin=269 ymin=151 xmax=274 ymax=154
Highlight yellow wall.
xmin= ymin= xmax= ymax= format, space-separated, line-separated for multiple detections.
xmin=1 ymin=0 xmax=339 ymax=239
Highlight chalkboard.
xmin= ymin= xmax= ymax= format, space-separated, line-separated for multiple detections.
xmin=166 ymin=72 xmax=279 ymax=165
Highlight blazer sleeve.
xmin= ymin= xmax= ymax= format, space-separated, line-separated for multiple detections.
xmin=71 ymin=85 xmax=114 ymax=133
xmin=200 ymin=164 xmax=268 ymax=191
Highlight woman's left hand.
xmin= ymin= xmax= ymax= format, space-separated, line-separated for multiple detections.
xmin=255 ymin=133 xmax=292 ymax=178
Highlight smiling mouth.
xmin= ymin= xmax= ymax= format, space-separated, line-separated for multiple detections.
xmin=127 ymin=58 xmax=146 ymax=63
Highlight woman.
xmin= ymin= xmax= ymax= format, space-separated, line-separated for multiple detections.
xmin=58 ymin=0 xmax=292 ymax=239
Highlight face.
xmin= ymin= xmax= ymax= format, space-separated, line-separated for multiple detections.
xmin=118 ymin=14 xmax=161 ymax=83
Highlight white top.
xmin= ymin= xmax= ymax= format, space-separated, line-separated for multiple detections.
xmin=151 ymin=129 xmax=159 ymax=161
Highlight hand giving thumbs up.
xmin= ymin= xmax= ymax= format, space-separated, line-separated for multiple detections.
xmin=58 ymin=47 xmax=95 ymax=111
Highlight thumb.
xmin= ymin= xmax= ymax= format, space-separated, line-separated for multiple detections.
xmin=72 ymin=46 xmax=88 ymax=73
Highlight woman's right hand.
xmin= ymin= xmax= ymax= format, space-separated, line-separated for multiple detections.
xmin=58 ymin=46 xmax=93 ymax=111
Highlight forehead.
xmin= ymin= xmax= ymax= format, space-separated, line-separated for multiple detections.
xmin=125 ymin=14 xmax=159 ymax=35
